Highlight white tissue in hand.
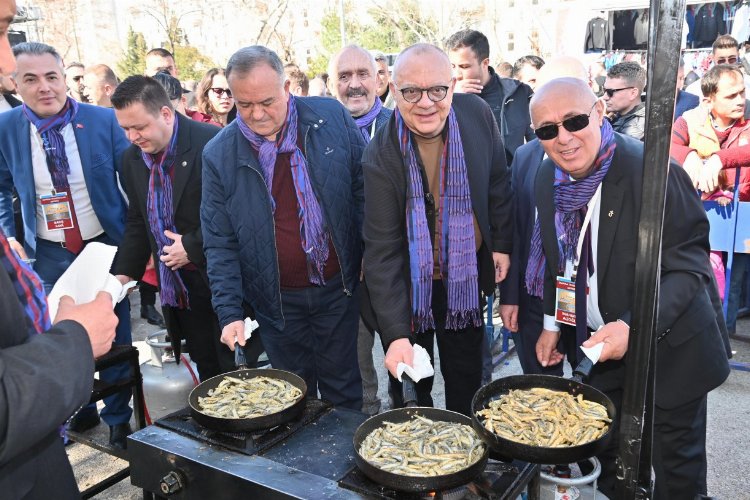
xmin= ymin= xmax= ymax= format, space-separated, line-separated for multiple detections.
xmin=244 ymin=317 xmax=259 ymax=339
xmin=581 ymin=343 xmax=604 ymax=364
xmin=396 ymin=344 xmax=435 ymax=383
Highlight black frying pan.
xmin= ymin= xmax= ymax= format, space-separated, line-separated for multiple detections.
xmin=188 ymin=343 xmax=307 ymax=432
xmin=352 ymin=375 xmax=489 ymax=492
xmin=471 ymin=358 xmax=617 ymax=464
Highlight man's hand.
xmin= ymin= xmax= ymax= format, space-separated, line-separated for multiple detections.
xmin=493 ymin=252 xmax=510 ymax=283
xmin=221 ymin=320 xmax=246 ymax=350
xmin=384 ymin=338 xmax=414 ymax=378
xmin=160 ymin=230 xmax=189 ymax=270
xmin=582 ymin=320 xmax=629 ymax=362
xmin=54 ymin=292 xmax=118 ymax=358
xmin=9 ymin=239 xmax=28 ymax=261
xmin=499 ymin=304 xmax=519 ymax=332
xmin=454 ymin=78 xmax=483 ymax=94
xmin=681 ymin=151 xmax=703 ymax=187
xmin=696 ymin=155 xmax=724 ymax=193
xmin=536 ymin=328 xmax=563 ymax=367
xmin=115 ymin=274 xmax=133 ymax=286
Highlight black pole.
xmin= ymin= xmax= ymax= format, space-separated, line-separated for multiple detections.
xmin=615 ymin=1 xmax=686 ymax=499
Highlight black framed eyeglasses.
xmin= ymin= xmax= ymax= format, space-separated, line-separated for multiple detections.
xmin=397 ymin=85 xmax=450 ymax=103
xmin=210 ymin=87 xmax=233 ymax=98
xmin=715 ymin=56 xmax=739 ymax=65
xmin=602 ymin=86 xmax=635 ymax=98
xmin=533 ymin=102 xmax=598 ymax=141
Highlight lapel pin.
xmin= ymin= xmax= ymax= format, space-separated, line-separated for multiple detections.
xmin=608 ymin=210 xmax=614 ymax=218
xmin=181 ymin=161 xmax=187 ymax=167
xmin=76 ymin=123 xmax=84 ymax=129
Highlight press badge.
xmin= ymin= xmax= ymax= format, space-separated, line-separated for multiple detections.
xmin=555 ymin=276 xmax=577 ymax=326
xmin=40 ymin=192 xmax=74 ymax=230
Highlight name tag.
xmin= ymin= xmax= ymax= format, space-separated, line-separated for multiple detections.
xmin=40 ymin=192 xmax=74 ymax=230
xmin=555 ymin=276 xmax=577 ymax=326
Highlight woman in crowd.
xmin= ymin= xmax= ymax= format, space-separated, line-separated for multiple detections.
xmin=196 ymin=68 xmax=236 ymax=127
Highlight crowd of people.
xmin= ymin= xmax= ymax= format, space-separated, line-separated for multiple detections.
xmin=0 ymin=0 xmax=741 ymax=496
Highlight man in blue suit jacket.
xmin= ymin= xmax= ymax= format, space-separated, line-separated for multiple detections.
xmin=0 ymin=42 xmax=133 ymax=448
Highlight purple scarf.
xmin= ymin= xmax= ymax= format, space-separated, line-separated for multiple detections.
xmin=354 ymin=97 xmax=383 ymax=143
xmin=525 ymin=120 xmax=616 ymax=298
xmin=237 ymin=95 xmax=329 ymax=285
xmin=397 ymin=107 xmax=481 ymax=333
xmin=22 ymin=97 xmax=79 ymax=190
xmin=143 ymin=118 xmax=189 ymax=309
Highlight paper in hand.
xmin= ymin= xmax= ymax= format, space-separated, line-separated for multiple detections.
xmin=396 ymin=344 xmax=435 ymax=383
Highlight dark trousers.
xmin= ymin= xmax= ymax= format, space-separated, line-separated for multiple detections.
xmin=257 ymin=275 xmax=362 ymax=410
xmin=592 ymin=382 xmax=708 ymax=499
xmin=139 ymin=281 xmax=157 ymax=307
xmin=513 ymin=290 xmax=568 ymax=376
xmin=389 ymin=280 xmax=484 ymax=417
xmin=34 ymin=236 xmax=133 ymax=425
xmin=164 ymin=269 xmax=234 ymax=381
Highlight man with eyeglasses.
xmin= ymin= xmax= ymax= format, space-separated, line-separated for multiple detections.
xmin=361 ymin=43 xmax=512 ymax=416
xmin=201 ymin=46 xmax=367 ymax=411
xmin=686 ymin=35 xmax=750 ymax=97
xmin=530 ymin=77 xmax=730 ymax=498
xmin=602 ymin=61 xmax=646 ymax=140
xmin=329 ymin=44 xmax=393 ymax=416
xmin=64 ymin=61 xmax=86 ymax=103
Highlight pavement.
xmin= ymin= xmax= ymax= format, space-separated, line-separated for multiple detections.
xmin=68 ymin=292 xmax=750 ymax=499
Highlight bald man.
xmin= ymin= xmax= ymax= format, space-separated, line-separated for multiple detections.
xmin=81 ymin=63 xmax=118 ymax=107
xmin=500 ymin=57 xmax=590 ymax=375
xmin=362 ymin=43 xmax=512 ymax=416
xmin=529 ymin=77 xmax=730 ymax=498
xmin=329 ymin=44 xmax=392 ymax=415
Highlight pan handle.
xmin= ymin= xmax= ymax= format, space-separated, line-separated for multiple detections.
xmin=234 ymin=342 xmax=248 ymax=369
xmin=572 ymin=357 xmax=594 ymax=383
xmin=402 ymin=373 xmax=419 ymax=408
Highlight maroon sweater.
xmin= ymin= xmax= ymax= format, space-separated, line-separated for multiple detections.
xmin=272 ymin=136 xmax=339 ymax=289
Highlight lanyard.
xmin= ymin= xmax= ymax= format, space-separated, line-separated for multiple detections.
xmin=572 ymin=184 xmax=602 ymax=277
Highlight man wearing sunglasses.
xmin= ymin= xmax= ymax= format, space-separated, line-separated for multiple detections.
xmin=361 ymin=44 xmax=513 ymax=417
xmin=64 ymin=61 xmax=86 ymax=103
xmin=686 ymin=35 xmax=750 ymax=97
xmin=530 ymin=77 xmax=730 ymax=498
xmin=602 ymin=61 xmax=646 ymax=140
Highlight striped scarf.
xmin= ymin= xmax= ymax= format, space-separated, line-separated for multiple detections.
xmin=397 ymin=107 xmax=480 ymax=333
xmin=525 ymin=120 xmax=616 ymax=298
xmin=0 ymin=230 xmax=50 ymax=336
xmin=354 ymin=97 xmax=382 ymax=143
xmin=237 ymin=94 xmax=329 ymax=285
xmin=22 ymin=97 xmax=79 ymax=190
xmin=143 ymin=117 xmax=189 ymax=308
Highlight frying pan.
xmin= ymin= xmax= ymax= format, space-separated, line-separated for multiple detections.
xmin=352 ymin=375 xmax=489 ymax=492
xmin=471 ymin=358 xmax=617 ymax=464
xmin=188 ymin=343 xmax=307 ymax=432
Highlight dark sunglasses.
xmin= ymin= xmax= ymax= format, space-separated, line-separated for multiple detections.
xmin=210 ymin=87 xmax=233 ymax=98
xmin=534 ymin=102 xmax=598 ymax=141
xmin=72 ymin=75 xmax=83 ymax=82
xmin=397 ymin=85 xmax=449 ymax=103
xmin=715 ymin=56 xmax=739 ymax=65
xmin=602 ymin=86 xmax=635 ymax=98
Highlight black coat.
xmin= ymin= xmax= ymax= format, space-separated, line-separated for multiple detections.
xmin=361 ymin=93 xmax=513 ymax=347
xmin=113 ymin=114 xmax=219 ymax=347
xmin=0 ymin=258 xmax=94 ymax=499
xmin=535 ymin=133 xmax=730 ymax=409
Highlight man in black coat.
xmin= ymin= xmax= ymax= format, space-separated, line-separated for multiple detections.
xmin=111 ymin=76 xmax=232 ymax=380
xmin=530 ymin=78 xmax=730 ymax=498
xmin=362 ymin=44 xmax=513 ymax=416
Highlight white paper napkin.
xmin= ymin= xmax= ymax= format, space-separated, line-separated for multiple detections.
xmin=396 ymin=344 xmax=435 ymax=383
xmin=47 ymin=242 xmax=135 ymax=320
xmin=243 ymin=317 xmax=259 ymax=339
xmin=580 ymin=342 xmax=604 ymax=364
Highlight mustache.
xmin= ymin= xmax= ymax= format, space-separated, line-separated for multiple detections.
xmin=346 ymin=87 xmax=368 ymax=98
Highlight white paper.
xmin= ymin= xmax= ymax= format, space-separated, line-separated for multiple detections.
xmin=396 ymin=344 xmax=435 ymax=383
xmin=47 ymin=242 xmax=132 ymax=320
xmin=580 ymin=343 xmax=604 ymax=364
xmin=244 ymin=317 xmax=259 ymax=339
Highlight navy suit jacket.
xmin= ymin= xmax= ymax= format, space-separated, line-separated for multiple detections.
xmin=0 ymin=103 xmax=130 ymax=258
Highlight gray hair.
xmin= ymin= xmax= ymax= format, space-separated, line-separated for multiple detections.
xmin=226 ymin=45 xmax=284 ymax=82
xmin=372 ymin=51 xmax=387 ymax=64
xmin=12 ymin=42 xmax=64 ymax=72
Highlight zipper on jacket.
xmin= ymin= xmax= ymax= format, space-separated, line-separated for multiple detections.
xmin=303 ymin=124 xmax=352 ymax=297
xmin=248 ymin=165 xmax=286 ymax=324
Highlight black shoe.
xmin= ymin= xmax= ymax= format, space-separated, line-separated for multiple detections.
xmin=140 ymin=304 xmax=166 ymax=327
xmin=68 ymin=410 xmax=101 ymax=433
xmin=109 ymin=423 xmax=132 ymax=450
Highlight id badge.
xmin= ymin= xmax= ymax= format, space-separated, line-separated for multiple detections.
xmin=555 ymin=276 xmax=577 ymax=326
xmin=40 ymin=192 xmax=74 ymax=230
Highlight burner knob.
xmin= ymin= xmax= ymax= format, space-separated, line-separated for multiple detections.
xmin=160 ymin=470 xmax=185 ymax=495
